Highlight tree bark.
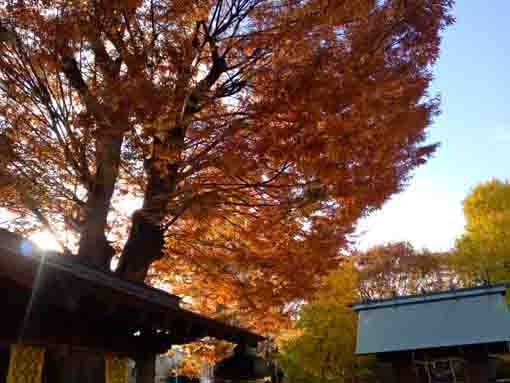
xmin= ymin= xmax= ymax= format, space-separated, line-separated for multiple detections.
xmin=116 ymin=162 xmax=178 ymax=281
xmin=115 ymin=210 xmax=165 ymax=281
xmin=61 ymin=50 xmax=124 ymax=271
xmin=78 ymin=134 xmax=123 ymax=270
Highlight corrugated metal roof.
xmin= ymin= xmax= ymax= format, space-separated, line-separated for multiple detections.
xmin=354 ymin=285 xmax=510 ymax=355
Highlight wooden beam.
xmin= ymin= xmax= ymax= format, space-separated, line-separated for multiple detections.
xmin=135 ymin=353 xmax=156 ymax=383
xmin=0 ymin=302 xmax=170 ymax=354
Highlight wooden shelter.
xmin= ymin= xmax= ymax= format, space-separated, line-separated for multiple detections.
xmin=353 ymin=285 xmax=510 ymax=383
xmin=0 ymin=229 xmax=264 ymax=383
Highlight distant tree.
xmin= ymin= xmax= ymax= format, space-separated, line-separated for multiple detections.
xmin=451 ymin=179 xmax=510 ymax=284
xmin=355 ymin=241 xmax=453 ymax=299
xmin=278 ymin=261 xmax=377 ymax=383
xmin=278 ymin=344 xmax=321 ymax=383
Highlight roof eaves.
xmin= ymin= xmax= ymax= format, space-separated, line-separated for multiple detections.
xmin=353 ymin=283 xmax=510 ymax=311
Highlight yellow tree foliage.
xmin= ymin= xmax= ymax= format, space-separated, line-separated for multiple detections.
xmin=451 ymin=179 xmax=510 ymax=284
xmin=0 ymin=0 xmax=454 ymax=332
xmin=278 ymin=261 xmax=376 ymax=383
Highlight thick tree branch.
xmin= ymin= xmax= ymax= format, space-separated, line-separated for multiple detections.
xmin=60 ymin=46 xmax=125 ymax=269
xmin=61 ymin=55 xmax=113 ymax=129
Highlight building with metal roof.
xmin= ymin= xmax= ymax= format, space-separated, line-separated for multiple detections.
xmin=353 ymin=285 xmax=510 ymax=382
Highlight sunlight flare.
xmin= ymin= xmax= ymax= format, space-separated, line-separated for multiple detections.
xmin=29 ymin=231 xmax=62 ymax=252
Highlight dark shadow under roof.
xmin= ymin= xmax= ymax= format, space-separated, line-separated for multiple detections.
xmin=0 ymin=229 xmax=264 ymax=353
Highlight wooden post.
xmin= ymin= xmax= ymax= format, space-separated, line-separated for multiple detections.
xmin=46 ymin=348 xmax=105 ymax=383
xmin=391 ymin=353 xmax=417 ymax=383
xmin=464 ymin=348 xmax=490 ymax=383
xmin=0 ymin=344 xmax=9 ymax=383
xmin=135 ymin=353 xmax=156 ymax=383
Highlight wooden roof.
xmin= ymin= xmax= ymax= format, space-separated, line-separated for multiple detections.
xmin=0 ymin=229 xmax=263 ymax=354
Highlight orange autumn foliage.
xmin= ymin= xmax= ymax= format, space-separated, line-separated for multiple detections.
xmin=0 ymin=0 xmax=454 ymax=334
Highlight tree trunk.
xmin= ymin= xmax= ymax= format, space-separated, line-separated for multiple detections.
xmin=78 ymin=134 xmax=123 ymax=270
xmin=115 ymin=210 xmax=165 ymax=281
xmin=115 ymin=53 xmax=222 ymax=281
xmin=116 ymin=161 xmax=178 ymax=281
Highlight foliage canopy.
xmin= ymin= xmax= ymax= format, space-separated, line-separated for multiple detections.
xmin=0 ymin=0 xmax=453 ymax=328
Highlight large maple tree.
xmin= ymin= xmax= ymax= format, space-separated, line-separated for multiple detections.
xmin=0 ymin=0 xmax=453 ymax=329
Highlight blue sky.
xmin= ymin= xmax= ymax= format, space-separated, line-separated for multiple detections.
xmin=356 ymin=2 xmax=510 ymax=251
